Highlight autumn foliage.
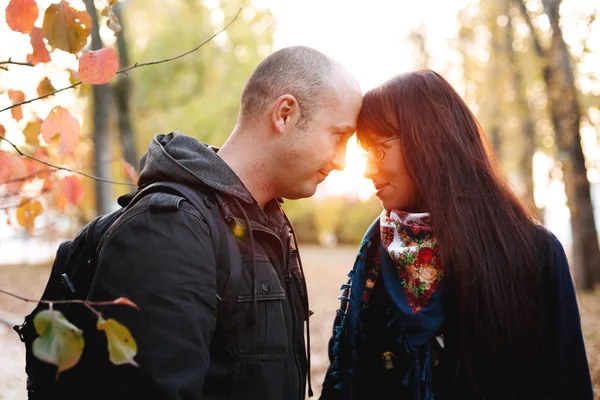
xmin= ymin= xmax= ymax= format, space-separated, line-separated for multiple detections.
xmin=2 ymin=0 xmax=120 ymax=231
xmin=1 ymin=0 xmax=135 ymax=374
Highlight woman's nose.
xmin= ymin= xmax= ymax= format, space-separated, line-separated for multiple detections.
xmin=364 ymin=159 xmax=378 ymax=179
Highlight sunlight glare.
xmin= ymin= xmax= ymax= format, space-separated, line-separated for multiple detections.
xmin=317 ymin=136 xmax=375 ymax=201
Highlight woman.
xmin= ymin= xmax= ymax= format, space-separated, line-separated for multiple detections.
xmin=320 ymin=70 xmax=592 ymax=400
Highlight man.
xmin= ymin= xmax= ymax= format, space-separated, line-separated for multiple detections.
xmin=79 ymin=46 xmax=362 ymax=399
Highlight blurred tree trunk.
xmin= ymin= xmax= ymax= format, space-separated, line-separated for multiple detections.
xmin=518 ymin=0 xmax=600 ymax=289
xmin=112 ymin=2 xmax=137 ymax=168
xmin=83 ymin=0 xmax=113 ymax=215
xmin=488 ymin=25 xmax=502 ymax=155
xmin=484 ymin=2 xmax=503 ymax=157
xmin=506 ymin=0 xmax=539 ymax=218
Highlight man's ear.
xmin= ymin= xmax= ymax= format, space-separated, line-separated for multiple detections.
xmin=271 ymin=94 xmax=299 ymax=134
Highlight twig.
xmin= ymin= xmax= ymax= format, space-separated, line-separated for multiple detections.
xmin=0 ymin=187 xmax=53 ymax=209
xmin=0 ymin=82 xmax=82 ymax=113
xmin=0 ymin=135 xmax=134 ymax=187
xmin=0 ymin=9 xmax=241 ymax=114
xmin=3 ymin=154 xmax=122 ymax=185
xmin=118 ymin=8 xmax=241 ymax=74
xmin=0 ymin=288 xmax=137 ymax=311
xmin=0 ymin=58 xmax=34 ymax=67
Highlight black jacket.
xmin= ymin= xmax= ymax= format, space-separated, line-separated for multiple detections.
xmin=80 ymin=132 xmax=310 ymax=400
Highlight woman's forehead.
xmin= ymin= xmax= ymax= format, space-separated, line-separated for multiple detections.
xmin=356 ymin=129 xmax=388 ymax=147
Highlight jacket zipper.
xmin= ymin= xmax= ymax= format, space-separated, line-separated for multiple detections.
xmin=285 ymin=233 xmax=302 ymax=400
xmin=251 ymin=226 xmax=302 ymax=399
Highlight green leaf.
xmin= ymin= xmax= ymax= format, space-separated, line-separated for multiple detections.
xmin=32 ymin=309 xmax=84 ymax=375
xmin=97 ymin=317 xmax=139 ymax=366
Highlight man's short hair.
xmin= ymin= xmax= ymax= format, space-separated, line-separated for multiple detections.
xmin=240 ymin=46 xmax=334 ymax=129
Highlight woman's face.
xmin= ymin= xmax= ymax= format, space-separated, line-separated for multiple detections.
xmin=362 ymin=133 xmax=424 ymax=213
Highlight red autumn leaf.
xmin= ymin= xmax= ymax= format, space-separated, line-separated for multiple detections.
xmin=79 ymin=48 xmax=119 ymax=85
xmin=32 ymin=147 xmax=49 ymax=162
xmin=112 ymin=297 xmax=139 ymax=310
xmin=123 ymin=159 xmax=139 ymax=185
xmin=42 ymin=1 xmax=91 ymax=54
xmin=41 ymin=106 xmax=80 ymax=155
xmin=0 ymin=151 xmax=15 ymax=184
xmin=5 ymin=0 xmax=39 ymax=34
xmin=6 ymin=155 xmax=27 ymax=194
xmin=31 ymin=147 xmax=50 ymax=176
xmin=60 ymin=176 xmax=84 ymax=206
xmin=0 ymin=124 xmax=5 ymax=135
xmin=8 ymin=90 xmax=25 ymax=103
xmin=8 ymin=90 xmax=25 ymax=122
xmin=27 ymin=28 xmax=51 ymax=65
xmin=11 ymin=107 xmax=23 ymax=121
xmin=42 ymin=175 xmax=54 ymax=192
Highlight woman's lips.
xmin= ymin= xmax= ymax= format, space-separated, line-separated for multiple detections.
xmin=374 ymin=182 xmax=389 ymax=196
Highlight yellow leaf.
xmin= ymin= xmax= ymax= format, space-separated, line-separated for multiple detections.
xmin=37 ymin=77 xmax=56 ymax=97
xmin=23 ymin=118 xmax=42 ymax=145
xmin=105 ymin=8 xmax=121 ymax=35
xmin=16 ymin=200 xmax=43 ymax=233
xmin=97 ymin=318 xmax=138 ymax=367
xmin=56 ymin=194 xmax=68 ymax=212
xmin=42 ymin=1 xmax=91 ymax=54
xmin=32 ymin=309 xmax=84 ymax=375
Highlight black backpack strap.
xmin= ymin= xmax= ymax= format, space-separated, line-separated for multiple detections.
xmin=136 ymin=182 xmax=242 ymax=312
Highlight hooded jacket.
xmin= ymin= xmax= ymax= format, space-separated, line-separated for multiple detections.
xmin=74 ymin=132 xmax=311 ymax=400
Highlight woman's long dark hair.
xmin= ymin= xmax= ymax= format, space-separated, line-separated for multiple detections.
xmin=357 ymin=70 xmax=547 ymax=398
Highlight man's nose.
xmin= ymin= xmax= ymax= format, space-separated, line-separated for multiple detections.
xmin=332 ymin=146 xmax=346 ymax=171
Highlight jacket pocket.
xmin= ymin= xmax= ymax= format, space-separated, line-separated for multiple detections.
xmin=228 ymin=260 xmax=288 ymax=360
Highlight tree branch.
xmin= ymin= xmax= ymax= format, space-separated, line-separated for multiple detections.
xmin=0 ymin=58 xmax=34 ymax=67
xmin=3 ymin=155 xmax=122 ymax=185
xmin=0 ymin=8 xmax=241 ymax=114
xmin=0 ymin=288 xmax=137 ymax=316
xmin=0 ymin=82 xmax=82 ymax=113
xmin=0 ymin=135 xmax=134 ymax=187
xmin=514 ymin=0 xmax=546 ymax=58
xmin=0 ymin=189 xmax=49 ymax=208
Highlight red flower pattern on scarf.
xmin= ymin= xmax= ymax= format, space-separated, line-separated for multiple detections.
xmin=380 ymin=210 xmax=444 ymax=314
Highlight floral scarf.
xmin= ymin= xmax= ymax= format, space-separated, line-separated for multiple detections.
xmin=323 ymin=211 xmax=445 ymax=400
xmin=379 ymin=210 xmax=444 ymax=314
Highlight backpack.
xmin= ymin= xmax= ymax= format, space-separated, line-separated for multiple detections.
xmin=13 ymin=181 xmax=242 ymax=397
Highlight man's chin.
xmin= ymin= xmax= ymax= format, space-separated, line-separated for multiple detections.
xmin=284 ymin=184 xmax=318 ymax=201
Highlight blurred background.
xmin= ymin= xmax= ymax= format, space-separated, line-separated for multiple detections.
xmin=1 ymin=0 xmax=599 ymax=398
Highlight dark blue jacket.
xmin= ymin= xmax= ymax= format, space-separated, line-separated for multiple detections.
xmin=321 ymin=220 xmax=593 ymax=399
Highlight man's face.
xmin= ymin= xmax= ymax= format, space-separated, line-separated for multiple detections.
xmin=278 ymin=73 xmax=363 ymax=199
